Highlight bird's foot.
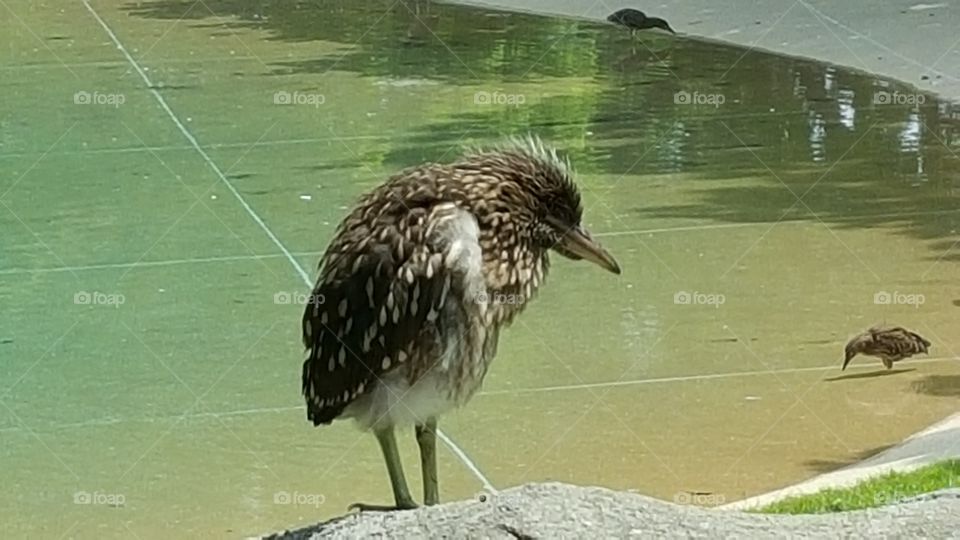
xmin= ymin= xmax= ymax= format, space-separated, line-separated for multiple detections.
xmin=348 ymin=501 xmax=418 ymax=512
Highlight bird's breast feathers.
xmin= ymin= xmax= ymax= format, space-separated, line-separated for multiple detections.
xmin=302 ymin=202 xmax=513 ymax=426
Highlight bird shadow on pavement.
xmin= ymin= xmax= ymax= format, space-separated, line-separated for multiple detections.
xmin=911 ymin=375 xmax=960 ymax=397
xmin=803 ymin=444 xmax=896 ymax=474
xmin=823 ymin=368 xmax=915 ymax=382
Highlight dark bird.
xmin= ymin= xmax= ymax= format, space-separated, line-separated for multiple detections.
xmin=607 ymin=8 xmax=676 ymax=34
xmin=301 ymin=137 xmax=621 ymax=511
xmin=843 ymin=326 xmax=931 ymax=370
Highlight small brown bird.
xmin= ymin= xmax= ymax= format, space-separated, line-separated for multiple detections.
xmin=607 ymin=8 xmax=676 ymax=34
xmin=843 ymin=326 xmax=931 ymax=370
xmin=301 ymin=137 xmax=620 ymax=511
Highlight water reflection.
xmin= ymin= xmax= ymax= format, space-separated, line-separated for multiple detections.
xmin=807 ymin=110 xmax=827 ymax=163
xmin=837 ymin=89 xmax=855 ymax=131
xmin=900 ymin=112 xmax=927 ymax=182
xmin=125 ymin=0 xmax=960 ymax=243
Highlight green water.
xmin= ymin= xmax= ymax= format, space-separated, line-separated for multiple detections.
xmin=2 ymin=0 xmax=960 ymax=537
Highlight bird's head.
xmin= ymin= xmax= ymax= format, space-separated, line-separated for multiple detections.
xmin=462 ymin=137 xmax=621 ymax=275
xmin=646 ymin=17 xmax=676 ymax=35
xmin=842 ymin=345 xmax=857 ymax=371
xmin=842 ymin=334 xmax=870 ymax=371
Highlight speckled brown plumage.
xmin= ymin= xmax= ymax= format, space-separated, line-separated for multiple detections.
xmin=843 ymin=326 xmax=931 ymax=370
xmin=299 ymin=137 xmax=620 ymax=509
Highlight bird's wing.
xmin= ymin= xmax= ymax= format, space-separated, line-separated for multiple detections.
xmin=301 ymin=202 xmax=486 ymax=425
xmin=873 ymin=327 xmax=926 ymax=358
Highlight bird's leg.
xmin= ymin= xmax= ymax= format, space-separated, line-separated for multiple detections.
xmin=883 ymin=358 xmax=893 ymax=369
xmin=350 ymin=427 xmax=418 ymax=512
xmin=416 ymin=417 xmax=439 ymax=505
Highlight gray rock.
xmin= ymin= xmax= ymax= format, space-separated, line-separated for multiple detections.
xmin=263 ymin=483 xmax=960 ymax=539
xmin=896 ymin=488 xmax=960 ymax=505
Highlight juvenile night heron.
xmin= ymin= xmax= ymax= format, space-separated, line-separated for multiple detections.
xmin=843 ymin=326 xmax=931 ymax=370
xmin=301 ymin=137 xmax=620 ymax=511
xmin=607 ymin=8 xmax=676 ymax=34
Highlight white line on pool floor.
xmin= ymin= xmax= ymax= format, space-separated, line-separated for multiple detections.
xmin=5 ymin=356 xmax=954 ymax=434
xmin=478 ymin=356 xmax=958 ymax=396
xmin=4 ymin=207 xmax=960 ymax=276
xmin=80 ymin=0 xmax=496 ymax=492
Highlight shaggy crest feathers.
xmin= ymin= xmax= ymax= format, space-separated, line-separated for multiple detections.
xmin=464 ymin=135 xmax=574 ymax=179
xmin=461 ymin=135 xmax=582 ymax=221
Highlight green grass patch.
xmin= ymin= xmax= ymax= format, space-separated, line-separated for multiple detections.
xmin=757 ymin=459 xmax=960 ymax=514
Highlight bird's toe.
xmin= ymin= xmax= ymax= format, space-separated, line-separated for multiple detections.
xmin=348 ymin=501 xmax=419 ymax=512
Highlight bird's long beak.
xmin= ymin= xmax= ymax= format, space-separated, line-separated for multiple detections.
xmin=558 ymin=226 xmax=621 ymax=274
xmin=842 ymin=352 xmax=854 ymax=371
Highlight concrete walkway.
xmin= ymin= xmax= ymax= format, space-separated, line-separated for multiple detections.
xmin=265 ymin=482 xmax=960 ymax=539
xmin=451 ymin=0 xmax=960 ymax=101
xmin=724 ymin=412 xmax=960 ymax=509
